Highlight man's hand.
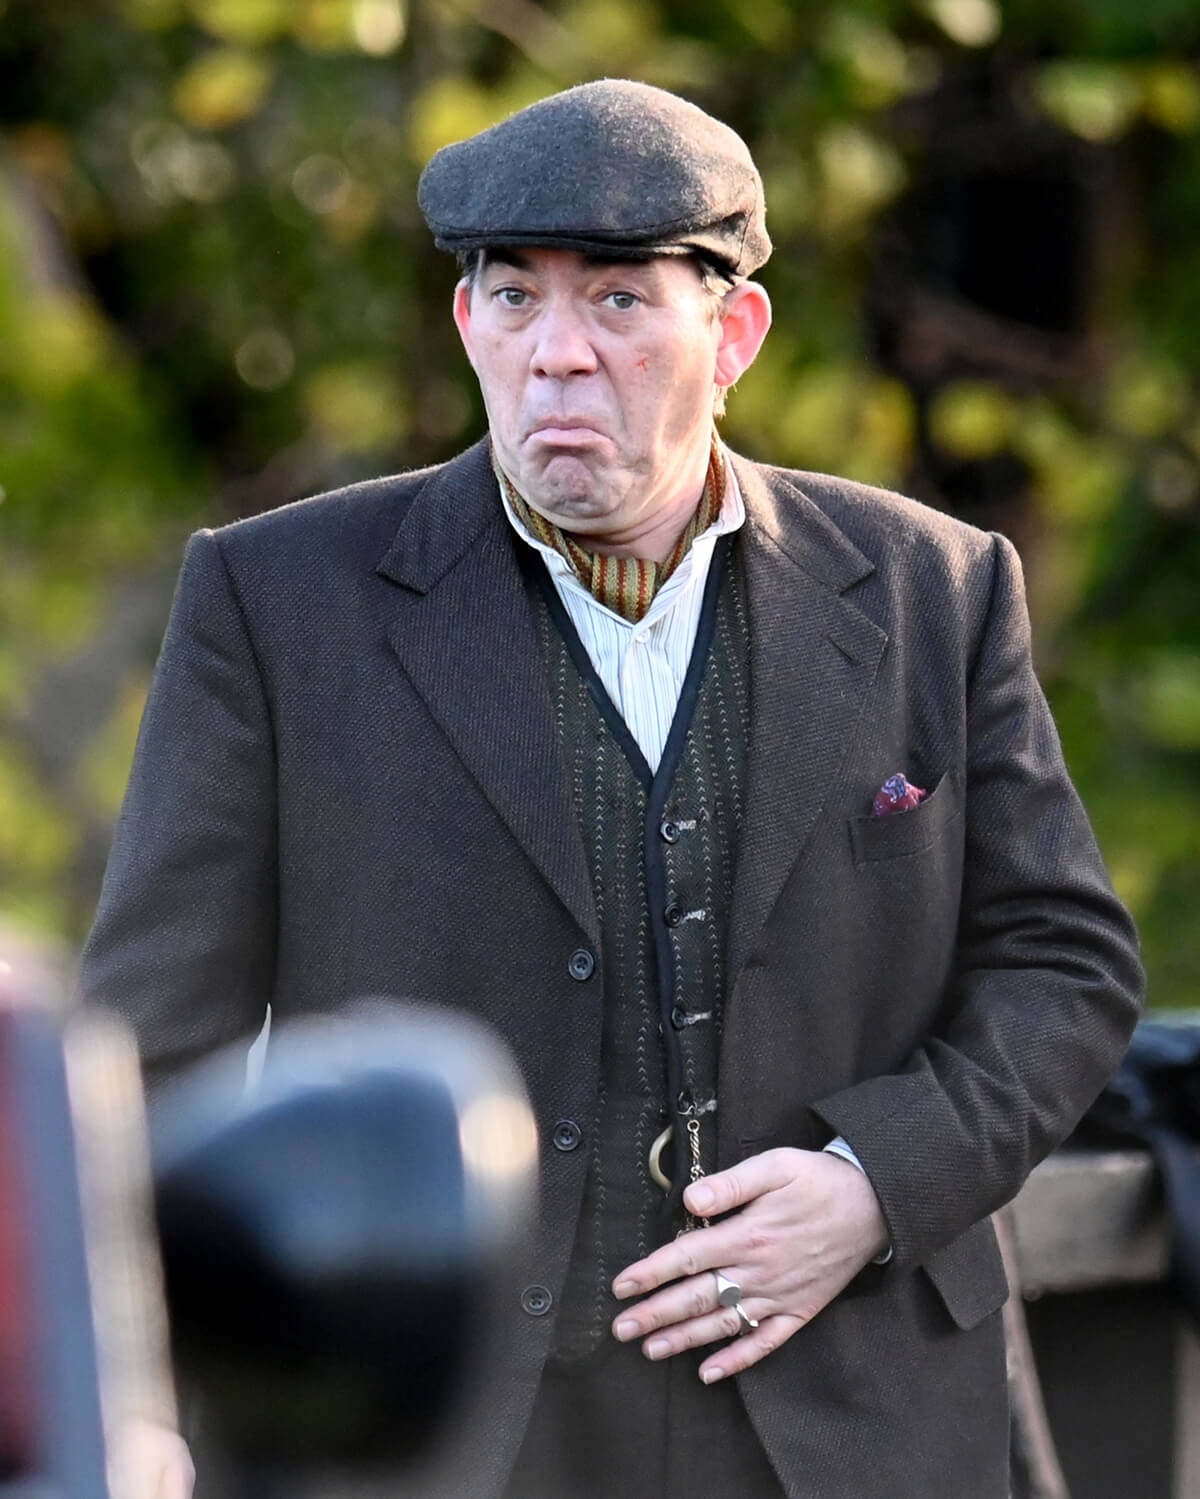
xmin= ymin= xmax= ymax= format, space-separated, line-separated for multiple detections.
xmin=610 ymin=1147 xmax=888 ymax=1383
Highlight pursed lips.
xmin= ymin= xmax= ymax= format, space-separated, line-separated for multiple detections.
xmin=526 ymin=419 xmax=607 ymax=443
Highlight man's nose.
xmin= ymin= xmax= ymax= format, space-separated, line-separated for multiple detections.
xmin=530 ymin=303 xmax=598 ymax=379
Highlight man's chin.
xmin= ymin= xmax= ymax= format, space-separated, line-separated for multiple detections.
xmin=521 ymin=461 xmax=617 ymax=524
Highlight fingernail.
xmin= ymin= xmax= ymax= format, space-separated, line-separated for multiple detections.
xmin=688 ymin=1185 xmax=714 ymax=1211
xmin=614 ymin=1319 xmax=638 ymax=1341
xmin=646 ymin=1339 xmax=669 ymax=1360
xmin=613 ymin=1278 xmax=637 ymax=1298
xmin=701 ymin=1367 xmax=725 ymax=1384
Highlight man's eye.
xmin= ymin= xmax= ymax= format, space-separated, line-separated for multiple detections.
xmin=605 ymin=291 xmax=639 ymax=310
xmin=495 ymin=287 xmax=528 ymax=307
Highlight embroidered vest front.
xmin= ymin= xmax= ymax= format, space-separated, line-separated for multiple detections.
xmin=527 ymin=540 xmax=751 ymax=1362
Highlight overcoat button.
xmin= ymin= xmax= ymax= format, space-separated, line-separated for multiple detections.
xmin=521 ymin=1285 xmax=553 ymax=1317
xmin=664 ymin=902 xmax=684 ymax=927
xmin=552 ymin=1120 xmax=582 ymax=1151
xmin=568 ymin=948 xmax=595 ymax=981
xmin=670 ymin=1005 xmax=688 ymax=1030
xmin=660 ymin=818 xmax=680 ymax=843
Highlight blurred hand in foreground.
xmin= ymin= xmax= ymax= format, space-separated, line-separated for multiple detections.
xmin=108 ymin=1420 xmax=195 ymax=1499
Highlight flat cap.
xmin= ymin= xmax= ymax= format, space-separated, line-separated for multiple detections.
xmin=418 ymin=79 xmax=771 ymax=278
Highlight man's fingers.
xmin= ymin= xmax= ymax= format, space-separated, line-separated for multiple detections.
xmin=612 ymin=1220 xmax=742 ymax=1299
xmin=614 ymin=1148 xmax=827 ymax=1299
xmin=698 ymin=1314 xmax=804 ymax=1383
xmin=637 ymin=1304 xmax=757 ymax=1359
xmin=613 ymin=1269 xmax=719 ymax=1337
xmin=681 ymin=1147 xmax=796 ymax=1220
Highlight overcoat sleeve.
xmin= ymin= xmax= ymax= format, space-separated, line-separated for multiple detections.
xmin=78 ymin=529 xmax=277 ymax=1089
xmin=811 ymin=532 xmax=1144 ymax=1266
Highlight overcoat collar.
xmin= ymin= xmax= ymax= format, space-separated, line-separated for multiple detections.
xmin=376 ymin=441 xmax=889 ymax=977
xmin=726 ymin=456 xmax=887 ymax=985
xmin=376 ymin=438 xmax=600 ymax=943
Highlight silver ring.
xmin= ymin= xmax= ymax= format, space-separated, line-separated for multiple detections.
xmin=713 ymin=1270 xmax=743 ymax=1307
xmin=714 ymin=1272 xmax=759 ymax=1330
xmin=733 ymin=1301 xmax=759 ymax=1334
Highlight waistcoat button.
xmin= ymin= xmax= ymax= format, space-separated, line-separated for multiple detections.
xmin=664 ymin=902 xmax=684 ymax=927
xmin=567 ymin=948 xmax=595 ymax=981
xmin=660 ymin=818 xmax=680 ymax=843
xmin=670 ymin=1005 xmax=688 ymax=1030
xmin=552 ymin=1119 xmax=582 ymax=1151
xmin=521 ymin=1285 xmax=553 ymax=1317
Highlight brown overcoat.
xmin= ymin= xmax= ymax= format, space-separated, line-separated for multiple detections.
xmin=81 ymin=439 xmax=1144 ymax=1498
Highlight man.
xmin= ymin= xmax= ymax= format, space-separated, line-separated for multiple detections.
xmin=82 ymin=80 xmax=1143 ymax=1498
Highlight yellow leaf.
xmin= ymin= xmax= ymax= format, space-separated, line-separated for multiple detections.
xmin=305 ymin=363 xmax=408 ymax=453
xmin=821 ymin=12 xmax=925 ymax=109
xmin=173 ymin=48 xmax=274 ymax=131
xmin=817 ymin=125 xmax=906 ymax=231
xmin=11 ymin=295 xmax=111 ymax=394
xmin=409 ymin=77 xmax=508 ymax=164
xmin=1017 ymin=408 xmax=1127 ymax=525
xmin=559 ymin=0 xmax=659 ymax=58
xmin=119 ymin=0 xmax=186 ymax=29
xmin=1106 ymin=352 xmax=1190 ymax=439
xmin=1106 ymin=850 xmax=1161 ymax=915
xmin=292 ymin=0 xmax=356 ymax=52
xmin=1035 ymin=62 xmax=1140 ymax=143
xmin=187 ymin=0 xmax=290 ymax=44
xmin=1141 ymin=62 xmax=1200 ymax=135
xmin=929 ymin=381 xmax=1019 ymax=459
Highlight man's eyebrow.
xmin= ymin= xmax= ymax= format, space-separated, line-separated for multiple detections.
xmin=482 ymin=249 xmax=532 ymax=271
xmin=479 ymin=250 xmax=658 ymax=273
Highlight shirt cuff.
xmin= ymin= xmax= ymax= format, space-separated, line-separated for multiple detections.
xmin=823 ymin=1137 xmax=893 ymax=1264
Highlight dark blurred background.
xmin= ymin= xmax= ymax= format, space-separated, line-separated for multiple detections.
xmin=0 ymin=0 xmax=1197 ymax=1005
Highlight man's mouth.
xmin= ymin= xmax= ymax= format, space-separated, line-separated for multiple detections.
xmin=528 ymin=419 xmax=604 ymax=441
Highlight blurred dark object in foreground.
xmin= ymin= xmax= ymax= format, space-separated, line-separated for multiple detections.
xmin=0 ymin=933 xmax=537 ymax=1498
xmin=152 ymin=1005 xmax=537 ymax=1474
xmin=0 ymin=942 xmax=111 ymax=1499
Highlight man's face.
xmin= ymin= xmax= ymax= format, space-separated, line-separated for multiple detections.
xmin=453 ymin=248 xmax=763 ymax=553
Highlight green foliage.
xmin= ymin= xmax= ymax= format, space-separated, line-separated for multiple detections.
xmin=0 ymin=0 xmax=1197 ymax=1004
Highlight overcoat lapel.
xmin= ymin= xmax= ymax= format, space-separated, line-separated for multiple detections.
xmin=375 ymin=441 xmax=599 ymax=943
xmin=728 ymin=458 xmax=888 ymax=987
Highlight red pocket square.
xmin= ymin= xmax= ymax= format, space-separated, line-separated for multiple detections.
xmin=871 ymin=773 xmax=928 ymax=817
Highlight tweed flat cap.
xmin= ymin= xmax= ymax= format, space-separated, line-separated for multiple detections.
xmin=418 ymin=79 xmax=771 ymax=277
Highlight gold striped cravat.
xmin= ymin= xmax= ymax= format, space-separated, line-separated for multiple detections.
xmin=496 ymin=437 xmax=727 ymax=624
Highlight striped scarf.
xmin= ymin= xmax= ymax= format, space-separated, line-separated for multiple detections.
xmin=495 ymin=437 xmax=727 ymax=624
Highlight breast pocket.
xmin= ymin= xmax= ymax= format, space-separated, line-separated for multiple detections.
xmin=848 ymin=771 xmax=960 ymax=865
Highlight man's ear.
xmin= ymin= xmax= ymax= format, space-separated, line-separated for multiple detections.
xmin=453 ymin=280 xmax=476 ymax=369
xmin=714 ymin=282 xmax=772 ymax=391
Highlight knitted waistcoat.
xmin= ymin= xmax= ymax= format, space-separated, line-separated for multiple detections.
xmin=526 ymin=539 xmax=751 ymax=1361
